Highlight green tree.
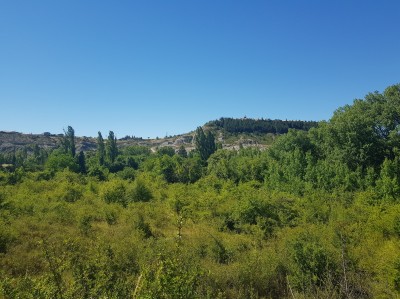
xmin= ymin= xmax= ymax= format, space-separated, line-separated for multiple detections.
xmin=77 ymin=151 xmax=86 ymax=174
xmin=316 ymin=85 xmax=400 ymax=171
xmin=376 ymin=157 xmax=400 ymax=199
xmin=181 ymin=156 xmax=203 ymax=183
xmin=206 ymin=131 xmax=217 ymax=156
xmin=97 ymin=131 xmax=105 ymax=165
xmin=129 ymin=178 xmax=153 ymax=202
xmin=156 ymin=155 xmax=177 ymax=183
xmin=195 ymin=127 xmax=216 ymax=161
xmin=46 ymin=150 xmax=79 ymax=173
xmin=157 ymin=146 xmax=175 ymax=157
xmin=63 ymin=126 xmax=76 ymax=157
xmin=289 ymin=232 xmax=337 ymax=291
xmin=177 ymin=145 xmax=188 ymax=158
xmin=106 ymin=131 xmax=118 ymax=163
xmin=101 ymin=179 xmax=127 ymax=207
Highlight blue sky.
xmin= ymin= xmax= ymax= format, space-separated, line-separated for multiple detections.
xmin=1 ymin=1 xmax=399 ymax=138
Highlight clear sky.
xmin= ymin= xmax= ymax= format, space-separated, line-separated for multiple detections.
xmin=1 ymin=0 xmax=399 ymax=138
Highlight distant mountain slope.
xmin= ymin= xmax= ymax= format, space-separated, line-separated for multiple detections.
xmin=0 ymin=131 xmax=97 ymax=153
xmin=0 ymin=117 xmax=318 ymax=154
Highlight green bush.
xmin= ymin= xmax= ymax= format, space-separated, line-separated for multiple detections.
xmin=101 ymin=180 xmax=127 ymax=207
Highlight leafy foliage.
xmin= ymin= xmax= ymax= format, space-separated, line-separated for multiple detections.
xmin=1 ymin=84 xmax=400 ymax=298
xmin=194 ymin=126 xmax=216 ymax=161
xmin=208 ymin=117 xmax=318 ymax=134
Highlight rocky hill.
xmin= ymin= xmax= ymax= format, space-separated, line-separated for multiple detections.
xmin=0 ymin=129 xmax=271 ymax=155
xmin=0 ymin=118 xmax=318 ymax=154
xmin=0 ymin=131 xmax=96 ymax=153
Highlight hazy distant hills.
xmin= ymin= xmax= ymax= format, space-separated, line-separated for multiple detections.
xmin=0 ymin=118 xmax=318 ymax=154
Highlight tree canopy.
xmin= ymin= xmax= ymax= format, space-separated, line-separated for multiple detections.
xmin=207 ymin=117 xmax=318 ymax=134
xmin=194 ymin=126 xmax=216 ymax=161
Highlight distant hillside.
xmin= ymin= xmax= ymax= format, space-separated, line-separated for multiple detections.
xmin=0 ymin=131 xmax=197 ymax=154
xmin=0 ymin=131 xmax=98 ymax=154
xmin=0 ymin=117 xmax=318 ymax=154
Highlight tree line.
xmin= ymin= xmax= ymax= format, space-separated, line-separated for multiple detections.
xmin=207 ymin=117 xmax=318 ymax=134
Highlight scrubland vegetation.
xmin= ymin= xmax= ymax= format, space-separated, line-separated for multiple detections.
xmin=1 ymin=84 xmax=400 ymax=298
